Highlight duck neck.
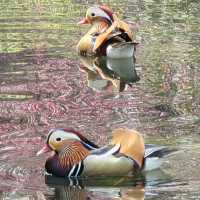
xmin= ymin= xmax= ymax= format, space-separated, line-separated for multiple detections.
xmin=88 ymin=20 xmax=110 ymax=35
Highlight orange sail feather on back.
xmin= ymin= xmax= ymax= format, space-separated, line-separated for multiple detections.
xmin=111 ymin=128 xmax=145 ymax=167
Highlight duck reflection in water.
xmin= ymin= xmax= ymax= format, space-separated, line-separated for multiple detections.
xmin=45 ymin=175 xmax=145 ymax=200
xmin=79 ymin=56 xmax=140 ymax=93
xmin=45 ymin=169 xmax=172 ymax=200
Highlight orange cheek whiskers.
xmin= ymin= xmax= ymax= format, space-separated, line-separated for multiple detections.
xmin=58 ymin=141 xmax=89 ymax=169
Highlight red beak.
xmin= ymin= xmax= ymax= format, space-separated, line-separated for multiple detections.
xmin=77 ymin=18 xmax=90 ymax=25
xmin=36 ymin=144 xmax=52 ymax=156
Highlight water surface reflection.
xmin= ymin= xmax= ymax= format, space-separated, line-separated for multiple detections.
xmin=45 ymin=173 xmax=166 ymax=200
xmin=0 ymin=0 xmax=200 ymax=199
xmin=79 ymin=56 xmax=139 ymax=93
xmin=49 ymin=184 xmax=145 ymax=200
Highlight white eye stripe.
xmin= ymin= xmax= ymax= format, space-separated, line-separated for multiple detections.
xmin=89 ymin=7 xmax=112 ymax=22
xmin=49 ymin=130 xmax=81 ymax=142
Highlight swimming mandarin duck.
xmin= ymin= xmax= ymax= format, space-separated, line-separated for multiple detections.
xmin=37 ymin=128 xmax=174 ymax=177
xmin=77 ymin=5 xmax=137 ymax=58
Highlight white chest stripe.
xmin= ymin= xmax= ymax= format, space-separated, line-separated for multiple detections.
xmin=68 ymin=162 xmax=82 ymax=177
xmin=68 ymin=165 xmax=76 ymax=177
xmin=75 ymin=162 xmax=82 ymax=177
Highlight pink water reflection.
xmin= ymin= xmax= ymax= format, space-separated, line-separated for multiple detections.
xmin=0 ymin=49 xmax=152 ymax=196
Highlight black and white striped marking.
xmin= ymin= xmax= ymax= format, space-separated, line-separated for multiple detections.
xmin=68 ymin=162 xmax=84 ymax=177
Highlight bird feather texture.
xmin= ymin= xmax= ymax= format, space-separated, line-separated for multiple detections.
xmin=59 ymin=140 xmax=89 ymax=169
xmin=111 ymin=128 xmax=145 ymax=167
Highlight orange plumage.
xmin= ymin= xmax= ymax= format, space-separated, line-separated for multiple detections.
xmin=77 ymin=5 xmax=135 ymax=56
xmin=37 ymin=128 xmax=174 ymax=177
xmin=59 ymin=140 xmax=89 ymax=169
xmin=111 ymin=128 xmax=145 ymax=167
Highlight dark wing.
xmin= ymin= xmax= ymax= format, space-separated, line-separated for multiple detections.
xmin=145 ymin=144 xmax=176 ymax=158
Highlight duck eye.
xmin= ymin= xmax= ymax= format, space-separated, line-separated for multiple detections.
xmin=91 ymin=13 xmax=95 ymax=17
xmin=56 ymin=137 xmax=61 ymax=141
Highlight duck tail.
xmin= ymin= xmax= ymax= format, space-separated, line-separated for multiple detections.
xmin=143 ymin=145 xmax=177 ymax=171
xmin=144 ymin=145 xmax=176 ymax=159
xmin=111 ymin=128 xmax=145 ymax=168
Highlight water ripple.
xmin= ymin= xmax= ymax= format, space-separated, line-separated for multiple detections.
xmin=0 ymin=0 xmax=200 ymax=199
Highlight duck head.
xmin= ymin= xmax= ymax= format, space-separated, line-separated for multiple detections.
xmin=78 ymin=5 xmax=114 ymax=25
xmin=77 ymin=5 xmax=135 ymax=56
xmin=37 ymin=128 xmax=98 ymax=156
xmin=37 ymin=128 xmax=99 ymax=176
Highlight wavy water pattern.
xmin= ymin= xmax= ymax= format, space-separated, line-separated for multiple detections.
xmin=0 ymin=0 xmax=200 ymax=199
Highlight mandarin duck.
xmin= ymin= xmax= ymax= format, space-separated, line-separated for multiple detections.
xmin=37 ymin=128 xmax=175 ymax=177
xmin=77 ymin=5 xmax=137 ymax=58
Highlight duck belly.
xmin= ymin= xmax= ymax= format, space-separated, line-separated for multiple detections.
xmin=106 ymin=43 xmax=134 ymax=58
xmin=83 ymin=155 xmax=134 ymax=176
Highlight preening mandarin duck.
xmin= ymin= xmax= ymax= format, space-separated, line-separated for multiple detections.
xmin=37 ymin=128 xmax=174 ymax=177
xmin=77 ymin=5 xmax=137 ymax=58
